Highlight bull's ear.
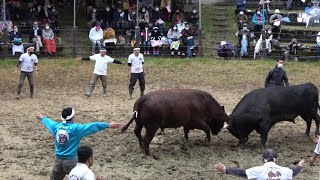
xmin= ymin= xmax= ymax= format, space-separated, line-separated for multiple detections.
xmin=221 ymin=106 xmax=225 ymax=112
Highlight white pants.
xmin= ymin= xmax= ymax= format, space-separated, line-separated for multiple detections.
xmin=254 ymin=39 xmax=272 ymax=59
xmin=12 ymin=44 xmax=24 ymax=55
xmin=33 ymin=37 xmax=43 ymax=52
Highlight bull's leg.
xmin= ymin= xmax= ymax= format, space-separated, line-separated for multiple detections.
xmin=195 ymin=122 xmax=211 ymax=142
xmin=260 ymin=127 xmax=270 ymax=146
xmin=183 ymin=127 xmax=190 ymax=140
xmin=301 ymin=114 xmax=312 ymax=136
xmin=134 ymin=124 xmax=143 ymax=148
xmin=143 ymin=126 xmax=158 ymax=155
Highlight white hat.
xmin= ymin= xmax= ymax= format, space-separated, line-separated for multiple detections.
xmin=220 ymin=41 xmax=227 ymax=46
xmin=133 ymin=47 xmax=140 ymax=51
xmin=27 ymin=47 xmax=35 ymax=51
xmin=275 ymin=9 xmax=280 ymax=14
xmin=318 ymin=32 xmax=320 ymax=36
xmin=100 ymin=48 xmax=107 ymax=51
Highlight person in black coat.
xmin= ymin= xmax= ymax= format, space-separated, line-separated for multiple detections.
xmin=265 ymin=59 xmax=289 ymax=87
xmin=29 ymin=21 xmax=43 ymax=53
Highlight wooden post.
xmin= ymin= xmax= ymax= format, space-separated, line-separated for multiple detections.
xmin=261 ymin=29 xmax=267 ymax=59
xmin=3 ymin=28 xmax=8 ymax=58
xmin=135 ymin=26 xmax=141 ymax=48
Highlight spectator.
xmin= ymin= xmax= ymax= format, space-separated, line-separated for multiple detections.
xmin=181 ymin=23 xmax=195 ymax=58
xmin=36 ymin=4 xmax=46 ymax=20
xmin=35 ymin=108 xmax=123 ymax=180
xmin=87 ymin=7 xmax=100 ymax=28
xmin=259 ymin=0 xmax=271 ymax=12
xmin=79 ymin=49 xmax=125 ymax=97
xmin=167 ymin=25 xmax=181 ymax=56
xmin=236 ymin=10 xmax=248 ymax=30
xmin=113 ymin=6 xmax=128 ymax=35
xmin=252 ymin=8 xmax=265 ymax=40
xmin=171 ymin=9 xmax=185 ymax=26
xmin=29 ymin=21 xmax=43 ymax=54
xmin=287 ymin=0 xmax=304 ymax=10
xmin=128 ymin=9 xmax=137 ymax=30
xmin=317 ymin=32 xmax=320 ymax=57
xmin=68 ymin=145 xmax=103 ymax=180
xmin=27 ymin=6 xmax=38 ymax=29
xmin=89 ymin=25 xmax=103 ymax=55
xmin=160 ymin=0 xmax=171 ymax=21
xmin=10 ymin=25 xmax=24 ymax=55
xmin=143 ymin=0 xmax=154 ymax=8
xmin=265 ymin=59 xmax=289 ymax=87
xmin=138 ymin=6 xmax=150 ymax=30
xmin=269 ymin=9 xmax=282 ymax=40
xmin=86 ymin=0 xmax=96 ymax=13
xmin=103 ymin=27 xmax=117 ymax=53
xmin=101 ymin=5 xmax=114 ymax=30
xmin=217 ymin=41 xmax=234 ymax=60
xmin=141 ymin=26 xmax=152 ymax=54
xmin=284 ymin=38 xmax=302 ymax=60
xmin=214 ymin=149 xmax=304 ymax=179
xmin=151 ymin=5 xmax=164 ymax=33
xmin=42 ymin=23 xmax=57 ymax=57
xmin=48 ymin=6 xmax=60 ymax=34
xmin=150 ymin=26 xmax=162 ymax=55
xmin=188 ymin=7 xmax=199 ymax=31
xmin=254 ymin=29 xmax=273 ymax=59
xmin=15 ymin=47 xmax=38 ymax=99
xmin=235 ymin=0 xmax=247 ymax=14
xmin=237 ymin=23 xmax=251 ymax=58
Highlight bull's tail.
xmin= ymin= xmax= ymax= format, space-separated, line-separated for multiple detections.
xmin=121 ymin=111 xmax=138 ymax=133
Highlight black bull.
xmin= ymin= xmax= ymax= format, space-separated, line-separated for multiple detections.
xmin=226 ymin=83 xmax=320 ymax=145
xmin=121 ymin=89 xmax=230 ymax=155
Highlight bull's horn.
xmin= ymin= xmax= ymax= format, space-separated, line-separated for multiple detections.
xmin=223 ymin=122 xmax=229 ymax=129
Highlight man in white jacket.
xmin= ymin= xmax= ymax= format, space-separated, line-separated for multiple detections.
xmin=89 ymin=25 xmax=103 ymax=55
xmin=68 ymin=145 xmax=103 ymax=180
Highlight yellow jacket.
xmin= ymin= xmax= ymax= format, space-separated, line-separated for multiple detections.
xmin=103 ymin=28 xmax=116 ymax=39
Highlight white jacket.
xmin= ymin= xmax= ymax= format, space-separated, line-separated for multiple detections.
xmin=89 ymin=27 xmax=103 ymax=41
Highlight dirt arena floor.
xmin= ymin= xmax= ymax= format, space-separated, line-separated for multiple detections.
xmin=0 ymin=59 xmax=319 ymax=179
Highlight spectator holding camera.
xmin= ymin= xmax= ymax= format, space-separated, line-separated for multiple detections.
xmin=217 ymin=41 xmax=234 ymax=60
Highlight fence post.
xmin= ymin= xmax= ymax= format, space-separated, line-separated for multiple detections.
xmin=198 ymin=28 xmax=203 ymax=56
xmin=135 ymin=26 xmax=141 ymax=48
xmin=261 ymin=29 xmax=267 ymax=59
xmin=3 ymin=28 xmax=8 ymax=58
xmin=72 ymin=27 xmax=77 ymax=58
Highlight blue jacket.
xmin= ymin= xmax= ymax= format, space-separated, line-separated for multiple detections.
xmin=41 ymin=117 xmax=109 ymax=159
xmin=252 ymin=13 xmax=266 ymax=27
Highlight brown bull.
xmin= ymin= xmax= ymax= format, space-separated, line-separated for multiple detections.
xmin=121 ymin=89 xmax=230 ymax=155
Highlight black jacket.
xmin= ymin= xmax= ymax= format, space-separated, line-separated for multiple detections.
xmin=265 ymin=66 xmax=289 ymax=87
xmin=29 ymin=28 xmax=42 ymax=42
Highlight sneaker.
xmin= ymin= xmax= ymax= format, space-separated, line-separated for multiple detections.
xmin=144 ymin=51 xmax=147 ymax=54
xmin=147 ymin=51 xmax=150 ymax=54
xmin=192 ymin=53 xmax=196 ymax=56
xmin=177 ymin=52 xmax=181 ymax=56
xmin=171 ymin=52 xmax=175 ymax=56
xmin=84 ymin=93 xmax=91 ymax=97
xmin=182 ymin=53 xmax=185 ymax=56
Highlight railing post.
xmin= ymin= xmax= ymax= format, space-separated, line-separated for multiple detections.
xmin=261 ymin=29 xmax=267 ymax=59
xmin=135 ymin=26 xmax=141 ymax=48
xmin=72 ymin=27 xmax=77 ymax=58
xmin=3 ymin=28 xmax=8 ymax=58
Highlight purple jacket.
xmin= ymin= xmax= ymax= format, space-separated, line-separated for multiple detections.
xmin=216 ymin=42 xmax=233 ymax=53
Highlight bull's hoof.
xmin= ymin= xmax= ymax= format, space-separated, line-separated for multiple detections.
xmin=305 ymin=132 xmax=310 ymax=137
xmin=239 ymin=137 xmax=248 ymax=144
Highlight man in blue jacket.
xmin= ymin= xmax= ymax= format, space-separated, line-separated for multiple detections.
xmin=36 ymin=107 xmax=123 ymax=180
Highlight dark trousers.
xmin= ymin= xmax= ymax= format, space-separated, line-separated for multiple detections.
xmin=88 ymin=74 xmax=107 ymax=95
xmin=50 ymin=158 xmax=77 ymax=180
xmin=129 ymin=72 xmax=145 ymax=94
xmin=272 ymin=25 xmax=281 ymax=39
xmin=17 ymin=71 xmax=34 ymax=96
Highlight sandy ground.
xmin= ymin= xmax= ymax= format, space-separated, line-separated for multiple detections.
xmin=0 ymin=76 xmax=320 ymax=180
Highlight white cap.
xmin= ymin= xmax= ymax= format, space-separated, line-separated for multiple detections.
xmin=133 ymin=47 xmax=140 ymax=51
xmin=220 ymin=41 xmax=227 ymax=46
xmin=275 ymin=9 xmax=280 ymax=14
xmin=27 ymin=47 xmax=35 ymax=51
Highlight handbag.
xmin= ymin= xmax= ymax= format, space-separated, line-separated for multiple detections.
xmin=13 ymin=37 xmax=22 ymax=45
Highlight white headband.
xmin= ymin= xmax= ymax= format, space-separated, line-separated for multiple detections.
xmin=61 ymin=109 xmax=75 ymax=123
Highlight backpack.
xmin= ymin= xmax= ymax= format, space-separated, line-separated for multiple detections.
xmin=13 ymin=37 xmax=22 ymax=45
